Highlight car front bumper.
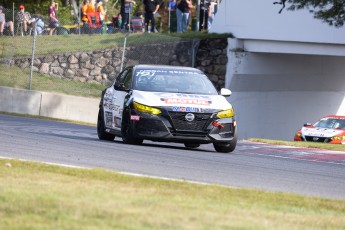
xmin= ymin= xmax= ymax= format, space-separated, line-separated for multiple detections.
xmin=130 ymin=112 xmax=236 ymax=144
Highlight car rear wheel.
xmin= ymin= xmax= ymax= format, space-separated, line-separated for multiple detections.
xmin=97 ymin=109 xmax=115 ymax=141
xmin=184 ymin=143 xmax=200 ymax=149
xmin=121 ymin=112 xmax=143 ymax=145
xmin=213 ymin=131 xmax=237 ymax=153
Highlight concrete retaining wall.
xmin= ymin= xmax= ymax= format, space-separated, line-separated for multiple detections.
xmin=226 ymin=45 xmax=345 ymax=141
xmin=0 ymin=86 xmax=98 ymax=124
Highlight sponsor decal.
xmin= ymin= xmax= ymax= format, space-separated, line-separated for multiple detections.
xmin=172 ymin=107 xmax=203 ymax=112
xmin=114 ymin=116 xmax=122 ymax=127
xmin=176 ymin=93 xmax=210 ymax=99
xmin=136 ymin=69 xmax=199 ymax=77
xmin=163 ymin=98 xmax=211 ymax=106
xmin=105 ymin=112 xmax=112 ymax=126
xmin=130 ymin=115 xmax=140 ymax=121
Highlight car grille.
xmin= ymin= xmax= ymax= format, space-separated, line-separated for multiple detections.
xmin=168 ymin=112 xmax=213 ymax=131
xmin=304 ymin=136 xmax=331 ymax=143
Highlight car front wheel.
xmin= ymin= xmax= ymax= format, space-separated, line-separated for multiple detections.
xmin=97 ymin=109 xmax=115 ymax=141
xmin=121 ymin=112 xmax=143 ymax=145
xmin=213 ymin=131 xmax=237 ymax=153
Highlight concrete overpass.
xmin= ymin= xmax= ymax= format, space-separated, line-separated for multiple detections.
xmin=209 ymin=0 xmax=345 ymax=141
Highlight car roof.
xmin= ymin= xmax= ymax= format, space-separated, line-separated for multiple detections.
xmin=133 ymin=64 xmax=203 ymax=73
xmin=321 ymin=115 xmax=345 ymax=119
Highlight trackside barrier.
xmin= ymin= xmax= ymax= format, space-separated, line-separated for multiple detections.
xmin=0 ymin=86 xmax=98 ymax=124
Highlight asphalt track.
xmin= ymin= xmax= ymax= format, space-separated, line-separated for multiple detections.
xmin=1 ymin=114 xmax=345 ymax=200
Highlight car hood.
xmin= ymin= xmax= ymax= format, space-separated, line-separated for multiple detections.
xmin=132 ymin=90 xmax=233 ymax=110
xmin=301 ymin=127 xmax=345 ymax=137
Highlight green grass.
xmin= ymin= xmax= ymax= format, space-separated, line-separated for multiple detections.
xmin=0 ymin=158 xmax=344 ymax=230
xmin=0 ymin=64 xmax=104 ymax=98
xmin=249 ymin=138 xmax=345 ymax=152
xmin=0 ymin=32 xmax=232 ymax=57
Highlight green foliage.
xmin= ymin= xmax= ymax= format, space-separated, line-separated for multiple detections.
xmin=285 ymin=0 xmax=345 ymax=27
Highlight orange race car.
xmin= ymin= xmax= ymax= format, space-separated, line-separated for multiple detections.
xmin=294 ymin=115 xmax=345 ymax=144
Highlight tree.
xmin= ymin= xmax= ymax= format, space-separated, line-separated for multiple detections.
xmin=278 ymin=0 xmax=345 ymax=27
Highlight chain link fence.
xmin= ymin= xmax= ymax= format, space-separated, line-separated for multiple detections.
xmin=0 ymin=3 xmax=228 ymax=96
xmin=0 ymin=27 xmax=200 ymax=94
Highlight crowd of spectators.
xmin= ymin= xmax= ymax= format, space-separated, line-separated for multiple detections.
xmin=0 ymin=0 xmax=219 ymax=36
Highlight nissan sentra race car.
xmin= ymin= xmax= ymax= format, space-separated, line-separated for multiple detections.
xmin=294 ymin=115 xmax=345 ymax=144
xmin=97 ymin=65 xmax=237 ymax=153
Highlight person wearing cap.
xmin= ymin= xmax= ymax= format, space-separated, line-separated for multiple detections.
xmin=0 ymin=5 xmax=14 ymax=36
xmin=16 ymin=4 xmax=31 ymax=35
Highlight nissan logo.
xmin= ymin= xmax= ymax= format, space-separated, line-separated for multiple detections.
xmin=185 ymin=113 xmax=195 ymax=122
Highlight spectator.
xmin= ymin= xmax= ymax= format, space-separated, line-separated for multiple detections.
xmin=96 ymin=0 xmax=106 ymax=25
xmin=207 ymin=0 xmax=217 ymax=30
xmin=117 ymin=13 xmax=122 ymax=28
xmin=120 ymin=0 xmax=136 ymax=32
xmin=168 ymin=0 xmax=177 ymax=11
xmin=199 ymin=0 xmax=210 ymax=31
xmin=176 ymin=0 xmax=192 ymax=33
xmin=143 ymin=0 xmax=160 ymax=33
xmin=81 ymin=0 xmax=89 ymax=24
xmin=87 ymin=0 xmax=96 ymax=14
xmin=48 ymin=0 xmax=59 ymax=35
xmin=29 ymin=14 xmax=45 ymax=36
xmin=0 ymin=5 xmax=14 ymax=36
xmin=16 ymin=5 xmax=31 ymax=35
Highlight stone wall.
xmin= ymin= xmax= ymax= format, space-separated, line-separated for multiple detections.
xmin=2 ymin=38 xmax=228 ymax=89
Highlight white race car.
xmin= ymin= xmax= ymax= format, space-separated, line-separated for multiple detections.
xmin=294 ymin=115 xmax=345 ymax=144
xmin=97 ymin=65 xmax=237 ymax=153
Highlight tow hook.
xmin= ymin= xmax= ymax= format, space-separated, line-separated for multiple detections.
xmin=212 ymin=121 xmax=224 ymax=129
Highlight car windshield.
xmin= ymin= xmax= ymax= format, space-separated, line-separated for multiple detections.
xmin=133 ymin=68 xmax=219 ymax=95
xmin=314 ymin=118 xmax=345 ymax=129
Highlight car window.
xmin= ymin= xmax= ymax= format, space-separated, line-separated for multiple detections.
xmin=315 ymin=118 xmax=345 ymax=129
xmin=123 ymin=69 xmax=133 ymax=90
xmin=114 ymin=69 xmax=128 ymax=88
xmin=133 ymin=68 xmax=218 ymax=95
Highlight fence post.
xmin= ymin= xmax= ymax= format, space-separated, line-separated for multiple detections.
xmin=12 ymin=2 xmax=14 ymax=37
xmin=120 ymin=33 xmax=129 ymax=72
xmin=192 ymin=39 xmax=200 ymax=67
xmin=29 ymin=24 xmax=37 ymax=90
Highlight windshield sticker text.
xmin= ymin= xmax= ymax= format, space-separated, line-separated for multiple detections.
xmin=163 ymin=98 xmax=211 ymax=106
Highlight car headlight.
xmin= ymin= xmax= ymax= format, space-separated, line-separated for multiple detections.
xmin=216 ymin=108 xmax=234 ymax=118
xmin=133 ymin=102 xmax=161 ymax=115
xmin=295 ymin=132 xmax=302 ymax=137
xmin=331 ymin=136 xmax=345 ymax=141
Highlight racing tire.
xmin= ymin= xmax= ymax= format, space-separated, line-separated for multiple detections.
xmin=97 ymin=109 xmax=115 ymax=141
xmin=121 ymin=112 xmax=143 ymax=145
xmin=213 ymin=131 xmax=237 ymax=153
xmin=184 ymin=143 xmax=200 ymax=149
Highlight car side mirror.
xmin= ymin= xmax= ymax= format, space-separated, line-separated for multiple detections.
xmin=114 ymin=83 xmax=126 ymax=91
xmin=220 ymin=88 xmax=232 ymax=97
xmin=303 ymin=123 xmax=312 ymax=127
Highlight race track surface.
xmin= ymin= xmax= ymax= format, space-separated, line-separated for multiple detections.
xmin=1 ymin=114 xmax=344 ymax=200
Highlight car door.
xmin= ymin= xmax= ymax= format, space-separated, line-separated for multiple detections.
xmin=112 ymin=67 xmax=134 ymax=130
